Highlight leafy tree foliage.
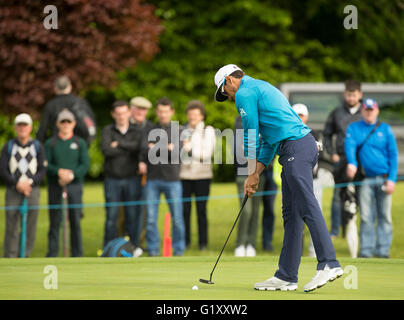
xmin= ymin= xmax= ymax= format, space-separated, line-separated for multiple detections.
xmin=0 ymin=0 xmax=162 ymax=115
xmin=111 ymin=0 xmax=338 ymax=130
xmin=2 ymin=1 xmax=403 ymax=180
xmin=110 ymin=0 xmax=404 ymax=131
xmin=104 ymin=0 xmax=404 ymax=180
xmin=282 ymin=0 xmax=404 ymax=81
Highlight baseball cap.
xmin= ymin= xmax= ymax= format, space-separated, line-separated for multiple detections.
xmin=362 ymin=98 xmax=378 ymax=110
xmin=14 ymin=113 xmax=32 ymax=125
xmin=57 ymin=109 xmax=75 ymax=123
xmin=214 ymin=64 xmax=243 ymax=102
xmin=292 ymin=103 xmax=309 ymax=116
xmin=130 ymin=96 xmax=152 ymax=109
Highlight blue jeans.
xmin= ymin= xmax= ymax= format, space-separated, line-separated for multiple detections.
xmin=145 ymin=180 xmax=185 ymax=256
xmin=359 ymin=176 xmax=392 ymax=257
xmin=103 ymin=177 xmax=142 ymax=247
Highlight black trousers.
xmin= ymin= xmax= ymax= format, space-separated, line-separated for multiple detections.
xmin=262 ymin=167 xmax=277 ymax=250
xmin=274 ymin=133 xmax=339 ymax=282
xmin=47 ymin=183 xmax=83 ymax=257
xmin=181 ymin=179 xmax=211 ymax=248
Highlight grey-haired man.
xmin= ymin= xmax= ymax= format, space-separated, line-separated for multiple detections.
xmin=0 ymin=114 xmax=47 ymax=257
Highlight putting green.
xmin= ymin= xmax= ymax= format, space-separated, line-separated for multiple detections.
xmin=0 ymin=256 xmax=403 ymax=300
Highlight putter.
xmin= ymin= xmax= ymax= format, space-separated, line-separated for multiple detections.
xmin=200 ymin=193 xmax=249 ymax=285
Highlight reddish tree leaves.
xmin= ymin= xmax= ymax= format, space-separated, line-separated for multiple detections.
xmin=0 ymin=0 xmax=162 ymax=116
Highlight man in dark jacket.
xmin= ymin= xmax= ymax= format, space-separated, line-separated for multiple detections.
xmin=129 ymin=96 xmax=155 ymax=247
xmin=101 ymin=101 xmax=144 ymax=251
xmin=145 ymin=98 xmax=185 ymax=256
xmin=37 ymin=75 xmax=96 ymax=145
xmin=323 ymin=80 xmax=363 ymax=237
xmin=130 ymin=96 xmax=155 ymax=172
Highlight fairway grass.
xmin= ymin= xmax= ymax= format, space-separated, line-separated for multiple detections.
xmin=0 ymin=256 xmax=403 ymax=300
xmin=1 ymin=182 xmax=404 ymax=259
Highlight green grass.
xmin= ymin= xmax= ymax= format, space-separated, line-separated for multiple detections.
xmin=0 ymin=256 xmax=403 ymax=299
xmin=1 ymin=182 xmax=403 ymax=258
xmin=0 ymin=182 xmax=403 ymax=299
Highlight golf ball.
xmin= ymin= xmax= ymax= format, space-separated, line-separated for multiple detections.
xmin=192 ymin=285 xmax=198 ymax=290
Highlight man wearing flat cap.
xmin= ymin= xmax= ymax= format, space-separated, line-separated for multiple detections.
xmin=130 ymin=96 xmax=154 ymax=176
xmin=129 ymin=96 xmax=155 ymax=247
xmin=45 ymin=109 xmax=89 ymax=257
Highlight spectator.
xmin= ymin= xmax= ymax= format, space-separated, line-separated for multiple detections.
xmin=45 ymin=109 xmax=89 ymax=257
xmin=233 ymin=115 xmax=263 ymax=257
xmin=130 ymin=96 xmax=154 ymax=176
xmin=261 ymin=166 xmax=277 ymax=252
xmin=130 ymin=96 xmax=153 ymax=130
xmin=292 ymin=103 xmax=322 ymax=257
xmin=323 ymin=80 xmax=363 ymax=238
xmin=179 ymin=100 xmax=216 ymax=250
xmin=0 ymin=114 xmax=47 ymax=257
xmin=129 ymin=96 xmax=154 ymax=246
xmin=145 ymin=98 xmax=185 ymax=256
xmin=345 ymin=99 xmax=398 ymax=258
xmin=37 ymin=75 xmax=96 ymax=145
xmin=100 ymin=100 xmax=144 ymax=255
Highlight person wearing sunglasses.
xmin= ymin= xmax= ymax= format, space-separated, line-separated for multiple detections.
xmin=44 ymin=109 xmax=89 ymax=257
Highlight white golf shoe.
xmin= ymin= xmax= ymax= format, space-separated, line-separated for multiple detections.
xmin=304 ymin=265 xmax=344 ymax=292
xmin=245 ymin=245 xmax=256 ymax=257
xmin=234 ymin=245 xmax=246 ymax=257
xmin=254 ymin=276 xmax=298 ymax=291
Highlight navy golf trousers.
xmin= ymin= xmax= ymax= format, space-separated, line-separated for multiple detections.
xmin=274 ymin=133 xmax=340 ymax=283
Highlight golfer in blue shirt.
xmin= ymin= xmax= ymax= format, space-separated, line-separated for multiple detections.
xmin=214 ymin=64 xmax=343 ymax=292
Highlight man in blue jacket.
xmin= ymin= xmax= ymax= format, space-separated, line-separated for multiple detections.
xmin=214 ymin=64 xmax=343 ymax=292
xmin=345 ymin=98 xmax=398 ymax=258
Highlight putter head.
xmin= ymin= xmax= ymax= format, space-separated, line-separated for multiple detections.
xmin=199 ymin=278 xmax=214 ymax=285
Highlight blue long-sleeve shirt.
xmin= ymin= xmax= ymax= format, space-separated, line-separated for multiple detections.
xmin=345 ymin=119 xmax=398 ymax=182
xmin=235 ymin=75 xmax=311 ymax=165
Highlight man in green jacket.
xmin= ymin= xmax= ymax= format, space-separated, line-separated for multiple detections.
xmin=45 ymin=109 xmax=89 ymax=257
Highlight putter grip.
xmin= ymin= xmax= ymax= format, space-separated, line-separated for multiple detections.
xmin=241 ymin=193 xmax=248 ymax=207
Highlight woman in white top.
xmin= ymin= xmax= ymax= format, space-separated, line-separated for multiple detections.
xmin=180 ymin=100 xmax=216 ymax=250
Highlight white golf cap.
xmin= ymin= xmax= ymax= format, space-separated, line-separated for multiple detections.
xmin=14 ymin=113 xmax=32 ymax=125
xmin=214 ymin=64 xmax=243 ymax=102
xmin=292 ymin=103 xmax=309 ymax=116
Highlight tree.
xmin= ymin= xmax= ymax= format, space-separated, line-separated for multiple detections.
xmin=282 ymin=0 xmax=404 ymax=81
xmin=0 ymin=0 xmax=163 ymax=115
xmin=111 ymin=0 xmax=339 ymax=130
xmin=107 ymin=0 xmax=340 ymax=181
xmin=106 ymin=0 xmax=404 ymax=181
